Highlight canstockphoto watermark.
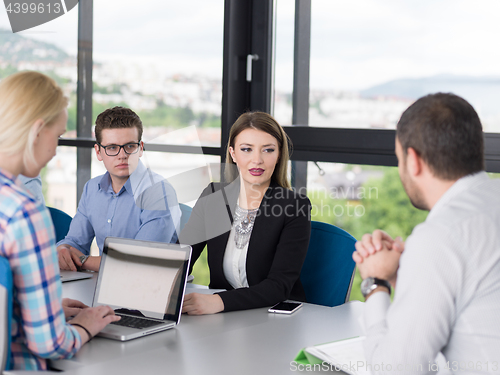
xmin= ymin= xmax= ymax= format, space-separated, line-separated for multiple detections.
xmin=290 ymin=361 xmax=424 ymax=372
xmin=290 ymin=360 xmax=499 ymax=372
xmin=4 ymin=0 xmax=78 ymax=33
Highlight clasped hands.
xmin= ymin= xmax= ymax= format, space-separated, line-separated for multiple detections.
xmin=353 ymin=229 xmax=405 ymax=288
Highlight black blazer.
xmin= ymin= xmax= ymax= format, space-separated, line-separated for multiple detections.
xmin=179 ymin=179 xmax=311 ymax=312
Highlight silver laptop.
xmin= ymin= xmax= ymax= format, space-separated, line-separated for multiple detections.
xmin=92 ymin=237 xmax=191 ymax=341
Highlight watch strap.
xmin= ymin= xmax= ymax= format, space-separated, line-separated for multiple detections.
xmin=361 ymin=277 xmax=391 ymax=298
xmin=77 ymin=255 xmax=89 ymax=271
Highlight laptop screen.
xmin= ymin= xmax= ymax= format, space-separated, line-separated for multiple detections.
xmin=93 ymin=238 xmax=191 ymax=322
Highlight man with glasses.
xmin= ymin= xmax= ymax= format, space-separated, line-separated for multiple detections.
xmin=58 ymin=107 xmax=181 ymax=272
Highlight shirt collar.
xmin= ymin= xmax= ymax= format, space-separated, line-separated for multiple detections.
xmin=98 ymin=172 xmax=113 ymax=193
xmin=0 ymin=169 xmax=34 ymax=199
xmin=0 ymin=168 xmax=17 ymax=184
xmin=428 ymin=171 xmax=489 ymax=220
xmin=97 ymin=160 xmax=147 ymax=195
xmin=126 ymin=160 xmax=149 ymax=195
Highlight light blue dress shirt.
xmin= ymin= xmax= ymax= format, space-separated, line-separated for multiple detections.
xmin=57 ymin=160 xmax=181 ymax=255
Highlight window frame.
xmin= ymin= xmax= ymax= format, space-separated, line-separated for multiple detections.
xmin=67 ymin=0 xmax=500 ymax=206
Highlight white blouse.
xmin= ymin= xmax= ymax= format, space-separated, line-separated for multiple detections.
xmin=222 ymin=201 xmax=258 ymax=289
xmin=222 ymin=226 xmax=250 ymax=289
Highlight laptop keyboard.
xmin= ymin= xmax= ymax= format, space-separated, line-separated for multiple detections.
xmin=111 ymin=313 xmax=164 ymax=329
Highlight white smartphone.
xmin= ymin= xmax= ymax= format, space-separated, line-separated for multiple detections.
xmin=268 ymin=301 xmax=303 ymax=314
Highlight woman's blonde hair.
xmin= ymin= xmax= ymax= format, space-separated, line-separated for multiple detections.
xmin=224 ymin=111 xmax=292 ymax=189
xmin=0 ymin=71 xmax=67 ymax=167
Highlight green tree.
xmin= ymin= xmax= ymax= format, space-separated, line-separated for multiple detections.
xmin=137 ymin=104 xmax=195 ymax=128
xmin=190 ymin=247 xmax=210 ymax=286
xmin=346 ymin=167 xmax=428 ymax=240
xmin=0 ymin=64 xmax=18 ymax=79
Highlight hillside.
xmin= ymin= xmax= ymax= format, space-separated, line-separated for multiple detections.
xmin=361 ymin=74 xmax=500 ymax=116
xmin=0 ymin=27 xmax=70 ymax=63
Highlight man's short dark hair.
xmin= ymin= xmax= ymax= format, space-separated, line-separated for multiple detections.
xmin=396 ymin=93 xmax=484 ymax=180
xmin=94 ymin=106 xmax=143 ymax=144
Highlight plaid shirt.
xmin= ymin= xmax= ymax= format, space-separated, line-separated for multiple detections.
xmin=0 ymin=169 xmax=82 ymax=370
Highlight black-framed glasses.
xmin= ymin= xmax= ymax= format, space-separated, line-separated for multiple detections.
xmin=97 ymin=142 xmax=141 ymax=157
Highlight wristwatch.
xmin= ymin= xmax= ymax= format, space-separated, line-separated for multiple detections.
xmin=361 ymin=277 xmax=391 ymax=298
xmin=78 ymin=255 xmax=89 ymax=270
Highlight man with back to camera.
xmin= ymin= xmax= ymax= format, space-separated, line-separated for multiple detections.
xmin=57 ymin=106 xmax=181 ymax=272
xmin=353 ymin=93 xmax=500 ymax=373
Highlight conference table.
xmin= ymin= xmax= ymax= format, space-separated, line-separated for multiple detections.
xmin=52 ymin=275 xmax=365 ymax=374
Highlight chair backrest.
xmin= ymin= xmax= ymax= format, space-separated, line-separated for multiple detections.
xmin=47 ymin=207 xmax=72 ymax=243
xmin=0 ymin=257 xmax=13 ymax=371
xmin=300 ymin=221 xmax=356 ymax=307
xmin=179 ymin=203 xmax=193 ymax=233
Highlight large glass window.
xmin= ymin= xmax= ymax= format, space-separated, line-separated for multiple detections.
xmin=0 ymin=4 xmax=78 ymax=134
xmin=1 ymin=6 xmax=78 ymax=209
xmin=274 ymin=1 xmax=295 ymax=125
xmin=92 ymin=0 xmax=224 ymax=151
xmin=91 ymin=148 xmax=220 ymax=206
xmin=44 ymin=146 xmax=77 ymax=215
xmin=275 ymin=0 xmax=500 ymax=131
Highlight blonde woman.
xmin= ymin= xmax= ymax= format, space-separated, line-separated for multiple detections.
xmin=0 ymin=71 xmax=119 ymax=370
xmin=180 ymin=112 xmax=311 ymax=315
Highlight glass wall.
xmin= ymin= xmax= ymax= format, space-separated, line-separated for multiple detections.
xmin=92 ymin=0 xmax=224 ymax=150
xmin=274 ymin=1 xmax=295 ymax=125
xmin=44 ymin=146 xmax=77 ymax=215
xmin=0 ymin=4 xmax=78 ymax=134
xmin=307 ymin=162 xmax=427 ymax=240
xmin=1 ymin=6 xmax=78 ymax=206
xmin=91 ymin=148 xmax=220 ymax=205
xmin=275 ymin=0 xmax=500 ymax=132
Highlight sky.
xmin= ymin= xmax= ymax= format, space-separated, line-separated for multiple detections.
xmin=1 ymin=0 xmax=500 ymax=92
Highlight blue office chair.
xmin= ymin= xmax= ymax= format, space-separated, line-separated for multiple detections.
xmin=1 ymin=257 xmax=13 ymax=372
xmin=300 ymin=221 xmax=357 ymax=307
xmin=47 ymin=207 xmax=72 ymax=243
xmin=179 ymin=203 xmax=192 ymax=233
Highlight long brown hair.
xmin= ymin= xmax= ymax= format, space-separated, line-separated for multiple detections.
xmin=224 ymin=111 xmax=291 ymax=189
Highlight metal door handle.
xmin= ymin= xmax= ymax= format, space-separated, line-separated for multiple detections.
xmin=246 ymin=54 xmax=259 ymax=82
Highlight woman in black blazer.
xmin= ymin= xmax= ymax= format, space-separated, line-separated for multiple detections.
xmin=180 ymin=112 xmax=311 ymax=314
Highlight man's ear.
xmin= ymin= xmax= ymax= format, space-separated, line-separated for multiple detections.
xmin=406 ymin=147 xmax=423 ymax=177
xmin=138 ymin=140 xmax=144 ymax=157
xmin=95 ymin=144 xmax=103 ymax=161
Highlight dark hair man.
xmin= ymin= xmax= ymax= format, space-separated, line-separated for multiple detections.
xmin=353 ymin=93 xmax=500 ymax=372
xmin=58 ymin=107 xmax=180 ymax=271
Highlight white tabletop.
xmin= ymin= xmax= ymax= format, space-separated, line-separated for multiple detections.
xmin=53 ymin=274 xmax=364 ymax=375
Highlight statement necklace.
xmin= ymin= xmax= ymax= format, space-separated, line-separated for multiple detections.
xmin=234 ymin=205 xmax=259 ymax=249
